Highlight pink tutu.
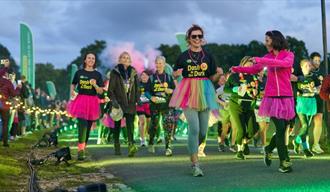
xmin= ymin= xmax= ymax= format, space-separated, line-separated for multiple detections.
xmin=258 ymin=97 xmax=295 ymax=120
xmin=67 ymin=94 xmax=101 ymax=121
xmin=101 ymin=114 xmax=126 ymax=128
xmin=136 ymin=103 xmax=151 ymax=116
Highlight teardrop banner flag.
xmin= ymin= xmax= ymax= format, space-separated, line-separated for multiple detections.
xmin=69 ymin=64 xmax=78 ymax=98
xmin=20 ymin=23 xmax=35 ymax=89
xmin=70 ymin=64 xmax=78 ymax=83
xmin=175 ymin=33 xmax=188 ymax=52
xmin=46 ymin=81 xmax=57 ymax=99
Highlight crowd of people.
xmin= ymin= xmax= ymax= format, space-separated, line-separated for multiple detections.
xmin=0 ymin=58 xmax=68 ymax=147
xmin=2 ymin=24 xmax=330 ymax=177
xmin=66 ymin=25 xmax=330 ymax=177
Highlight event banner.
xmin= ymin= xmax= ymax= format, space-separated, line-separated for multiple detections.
xmin=20 ymin=23 xmax=35 ymax=88
xmin=46 ymin=81 xmax=57 ymax=99
xmin=175 ymin=33 xmax=188 ymax=52
xmin=69 ymin=64 xmax=78 ymax=98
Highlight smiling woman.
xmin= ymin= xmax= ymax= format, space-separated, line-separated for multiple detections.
xmin=67 ymin=52 xmax=104 ymax=161
xmin=231 ymin=30 xmax=295 ymax=173
xmin=108 ymin=51 xmax=140 ymax=157
xmin=169 ymin=24 xmax=222 ymax=177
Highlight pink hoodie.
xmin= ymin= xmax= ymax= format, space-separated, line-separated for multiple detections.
xmin=232 ymin=50 xmax=294 ymax=97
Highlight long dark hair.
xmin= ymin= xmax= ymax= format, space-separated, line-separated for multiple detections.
xmin=265 ymin=30 xmax=288 ymax=51
xmin=82 ymin=52 xmax=97 ymax=69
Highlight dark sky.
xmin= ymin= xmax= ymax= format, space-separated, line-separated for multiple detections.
xmin=0 ymin=0 xmax=329 ymax=68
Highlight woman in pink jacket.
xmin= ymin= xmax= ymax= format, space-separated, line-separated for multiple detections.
xmin=231 ymin=30 xmax=294 ymax=173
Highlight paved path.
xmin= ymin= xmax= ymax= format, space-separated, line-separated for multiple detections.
xmin=87 ymin=139 xmax=330 ymax=192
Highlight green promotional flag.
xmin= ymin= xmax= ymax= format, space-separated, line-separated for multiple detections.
xmin=164 ymin=63 xmax=173 ymax=75
xmin=46 ymin=81 xmax=57 ymax=99
xmin=20 ymin=23 xmax=35 ymax=89
xmin=175 ymin=33 xmax=188 ymax=52
xmin=69 ymin=64 xmax=78 ymax=98
xmin=70 ymin=64 xmax=78 ymax=83
xmin=175 ymin=33 xmax=185 ymax=82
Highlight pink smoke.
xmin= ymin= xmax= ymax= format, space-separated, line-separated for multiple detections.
xmin=105 ymin=42 xmax=161 ymax=74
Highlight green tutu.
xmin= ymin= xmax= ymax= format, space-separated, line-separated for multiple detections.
xmin=296 ymin=97 xmax=317 ymax=116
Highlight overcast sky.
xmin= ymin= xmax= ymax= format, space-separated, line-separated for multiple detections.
xmin=0 ymin=0 xmax=329 ymax=68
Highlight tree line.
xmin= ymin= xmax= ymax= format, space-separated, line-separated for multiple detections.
xmin=1 ymin=36 xmax=329 ymax=100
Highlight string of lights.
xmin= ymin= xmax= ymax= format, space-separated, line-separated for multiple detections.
xmin=0 ymin=94 xmax=69 ymax=116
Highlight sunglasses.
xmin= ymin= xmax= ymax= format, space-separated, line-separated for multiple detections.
xmin=190 ymin=34 xmax=203 ymax=39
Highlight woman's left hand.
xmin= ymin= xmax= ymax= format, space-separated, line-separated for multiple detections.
xmin=90 ymin=79 xmax=96 ymax=85
xmin=165 ymin=88 xmax=173 ymax=94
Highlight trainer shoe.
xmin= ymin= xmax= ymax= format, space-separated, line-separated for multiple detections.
xmin=148 ymin=145 xmax=155 ymax=153
xmin=278 ymin=160 xmax=293 ymax=173
xmin=264 ymin=148 xmax=272 ymax=167
xmin=303 ymin=149 xmax=314 ymax=158
xmin=77 ymin=150 xmax=86 ymax=161
xmin=236 ymin=151 xmax=245 ymax=160
xmin=198 ymin=149 xmax=206 ymax=157
xmin=312 ymin=144 xmax=324 ymax=154
xmin=218 ymin=143 xmax=225 ymax=152
xmin=140 ymin=140 xmax=146 ymax=147
xmin=156 ymin=138 xmax=162 ymax=144
xmin=260 ymin=147 xmax=265 ymax=154
xmin=192 ymin=165 xmax=204 ymax=177
xmin=165 ymin=148 xmax=173 ymax=156
xmin=128 ymin=144 xmax=138 ymax=157
xmin=243 ymin=143 xmax=250 ymax=155
xmin=229 ymin=145 xmax=237 ymax=153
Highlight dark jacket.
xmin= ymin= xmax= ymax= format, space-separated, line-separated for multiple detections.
xmin=108 ymin=64 xmax=140 ymax=114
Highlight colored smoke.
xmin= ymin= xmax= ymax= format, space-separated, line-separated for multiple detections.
xmin=104 ymin=42 xmax=161 ymax=74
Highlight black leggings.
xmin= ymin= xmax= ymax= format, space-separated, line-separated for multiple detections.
xmin=77 ymin=118 xmax=94 ymax=144
xmin=266 ymin=117 xmax=290 ymax=161
xmin=113 ymin=113 xmax=135 ymax=145
xmin=10 ymin=122 xmax=18 ymax=137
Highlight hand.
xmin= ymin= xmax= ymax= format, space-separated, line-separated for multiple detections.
xmin=173 ymin=69 xmax=183 ymax=78
xmin=71 ymin=91 xmax=77 ymax=100
xmin=104 ymin=96 xmax=110 ymax=103
xmin=151 ymin=96 xmax=157 ymax=103
xmin=90 ymin=79 xmax=96 ymax=85
xmin=230 ymin=67 xmax=237 ymax=73
xmin=238 ymin=84 xmax=247 ymax=96
xmin=290 ymin=74 xmax=298 ymax=82
xmin=165 ymin=88 xmax=173 ymax=94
